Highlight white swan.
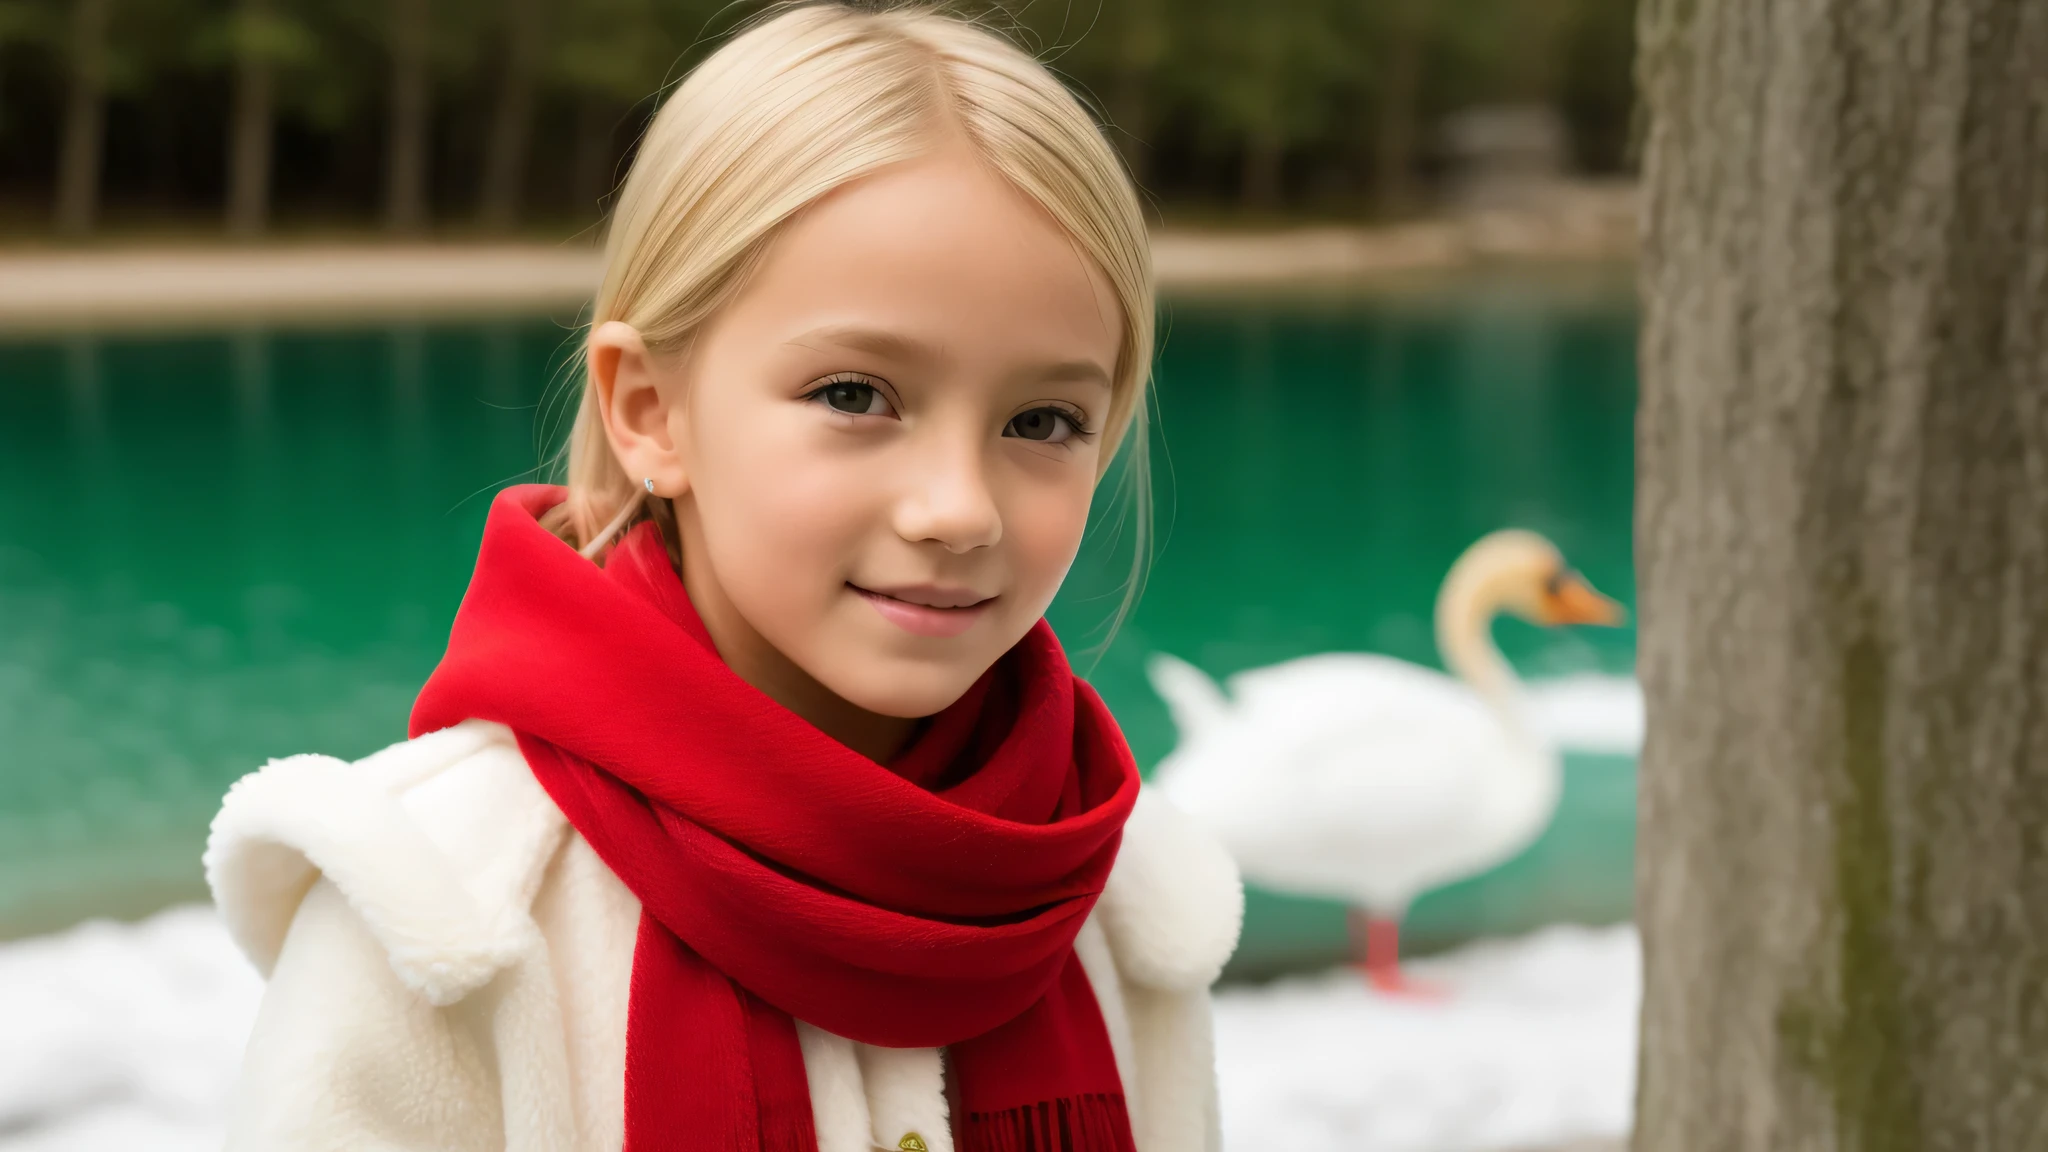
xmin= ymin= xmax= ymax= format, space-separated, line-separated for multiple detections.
xmin=1146 ymin=529 xmax=1623 ymax=994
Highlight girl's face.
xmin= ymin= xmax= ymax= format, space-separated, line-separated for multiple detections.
xmin=593 ymin=144 xmax=1124 ymax=760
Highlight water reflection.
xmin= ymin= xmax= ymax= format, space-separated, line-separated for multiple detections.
xmin=0 ymin=280 xmax=1639 ymax=971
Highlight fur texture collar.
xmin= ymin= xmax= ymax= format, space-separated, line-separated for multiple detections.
xmin=206 ymin=719 xmax=1243 ymax=1003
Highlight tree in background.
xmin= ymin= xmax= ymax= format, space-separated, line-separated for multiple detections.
xmin=1366 ymin=0 xmax=1423 ymax=215
xmin=547 ymin=0 xmax=686 ymax=224
xmin=1555 ymin=0 xmax=1638 ymax=171
xmin=1634 ymin=0 xmax=2048 ymax=1146
xmin=1012 ymin=0 xmax=1168 ymax=192
xmin=0 ymin=0 xmax=48 ymax=131
xmin=1173 ymin=0 xmax=1349 ymax=211
xmin=53 ymin=0 xmax=108 ymax=234
xmin=47 ymin=0 xmax=194 ymax=236
xmin=225 ymin=0 xmax=273 ymax=236
xmin=0 ymin=0 xmax=1647 ymax=234
xmin=383 ymin=0 xmax=429 ymax=233
xmin=1097 ymin=0 xmax=1164 ymax=189
xmin=213 ymin=0 xmax=315 ymax=236
xmin=478 ymin=0 xmax=546 ymax=229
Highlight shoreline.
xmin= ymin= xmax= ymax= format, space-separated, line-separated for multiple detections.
xmin=0 ymin=184 xmax=1637 ymax=333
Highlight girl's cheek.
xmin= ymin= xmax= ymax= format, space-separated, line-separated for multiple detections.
xmin=739 ymin=450 xmax=869 ymax=597
xmin=694 ymin=414 xmax=864 ymax=611
xmin=1004 ymin=475 xmax=1095 ymax=614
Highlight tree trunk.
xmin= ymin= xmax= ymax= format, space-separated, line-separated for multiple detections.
xmin=479 ymin=0 xmax=543 ymax=230
xmin=1371 ymin=0 xmax=1421 ymax=218
xmin=1635 ymin=0 xmax=2048 ymax=1148
xmin=384 ymin=0 xmax=431 ymax=234
xmin=54 ymin=0 xmax=111 ymax=236
xmin=225 ymin=0 xmax=276 ymax=238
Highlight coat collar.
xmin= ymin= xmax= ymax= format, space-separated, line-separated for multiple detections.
xmin=206 ymin=720 xmax=1242 ymax=1005
xmin=205 ymin=719 xmax=565 ymax=1005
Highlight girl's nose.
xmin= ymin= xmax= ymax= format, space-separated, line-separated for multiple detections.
xmin=893 ymin=441 xmax=1002 ymax=554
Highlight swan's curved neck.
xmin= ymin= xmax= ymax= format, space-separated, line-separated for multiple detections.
xmin=1434 ymin=566 xmax=1525 ymax=728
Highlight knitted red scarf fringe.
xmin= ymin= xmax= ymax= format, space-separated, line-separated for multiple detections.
xmin=411 ymin=486 xmax=1140 ymax=1152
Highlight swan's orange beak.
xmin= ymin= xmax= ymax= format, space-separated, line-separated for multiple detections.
xmin=1542 ymin=574 xmax=1628 ymax=626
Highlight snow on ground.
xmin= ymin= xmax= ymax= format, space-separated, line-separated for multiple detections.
xmin=0 ymin=909 xmax=1637 ymax=1151
xmin=1213 ymin=924 xmax=1638 ymax=1152
xmin=0 ymin=907 xmax=260 ymax=1152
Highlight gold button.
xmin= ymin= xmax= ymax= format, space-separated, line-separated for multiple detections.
xmin=898 ymin=1135 xmax=928 ymax=1152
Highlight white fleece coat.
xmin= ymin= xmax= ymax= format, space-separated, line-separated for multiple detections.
xmin=204 ymin=718 xmax=1244 ymax=1152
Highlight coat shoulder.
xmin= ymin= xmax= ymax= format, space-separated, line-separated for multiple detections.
xmin=1098 ymin=786 xmax=1245 ymax=991
xmin=204 ymin=718 xmax=568 ymax=1006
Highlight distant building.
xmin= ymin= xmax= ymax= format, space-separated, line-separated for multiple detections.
xmin=1440 ymin=105 xmax=1572 ymax=211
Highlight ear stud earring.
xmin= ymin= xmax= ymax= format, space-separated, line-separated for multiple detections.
xmin=644 ymin=477 xmax=656 ymax=495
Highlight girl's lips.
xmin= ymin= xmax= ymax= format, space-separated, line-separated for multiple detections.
xmin=850 ymin=584 xmax=992 ymax=638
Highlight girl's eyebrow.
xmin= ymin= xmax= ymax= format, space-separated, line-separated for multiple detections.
xmin=787 ymin=322 xmax=1111 ymax=391
xmin=787 ymin=323 xmax=941 ymax=364
xmin=1018 ymin=358 xmax=1113 ymax=391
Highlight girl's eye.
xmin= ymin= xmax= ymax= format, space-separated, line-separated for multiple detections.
xmin=1005 ymin=407 xmax=1083 ymax=444
xmin=810 ymin=379 xmax=892 ymax=417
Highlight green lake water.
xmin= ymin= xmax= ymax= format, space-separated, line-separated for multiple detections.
xmin=0 ymin=271 xmax=1640 ymax=976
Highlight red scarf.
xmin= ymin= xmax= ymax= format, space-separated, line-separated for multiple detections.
xmin=411 ymin=485 xmax=1141 ymax=1152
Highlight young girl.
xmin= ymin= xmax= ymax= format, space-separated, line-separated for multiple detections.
xmin=202 ymin=4 xmax=1243 ymax=1150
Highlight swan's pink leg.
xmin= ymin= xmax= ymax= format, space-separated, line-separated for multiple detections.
xmin=1347 ymin=909 xmax=1446 ymax=1000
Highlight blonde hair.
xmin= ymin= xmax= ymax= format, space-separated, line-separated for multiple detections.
xmin=541 ymin=0 xmax=1155 ymax=638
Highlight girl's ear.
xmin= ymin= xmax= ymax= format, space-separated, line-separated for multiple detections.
xmin=588 ymin=320 xmax=690 ymax=497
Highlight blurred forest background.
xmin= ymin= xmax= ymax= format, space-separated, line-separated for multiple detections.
xmin=0 ymin=0 xmax=1639 ymax=238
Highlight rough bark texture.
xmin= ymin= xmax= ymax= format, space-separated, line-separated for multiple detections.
xmin=383 ymin=0 xmax=431 ymax=234
xmin=225 ymin=0 xmax=275 ymax=238
xmin=54 ymin=0 xmax=110 ymax=235
xmin=1635 ymin=1 xmax=2048 ymax=1149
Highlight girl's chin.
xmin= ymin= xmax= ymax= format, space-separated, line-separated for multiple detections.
xmin=830 ymin=678 xmax=974 ymax=721
xmin=817 ymin=647 xmax=994 ymax=719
